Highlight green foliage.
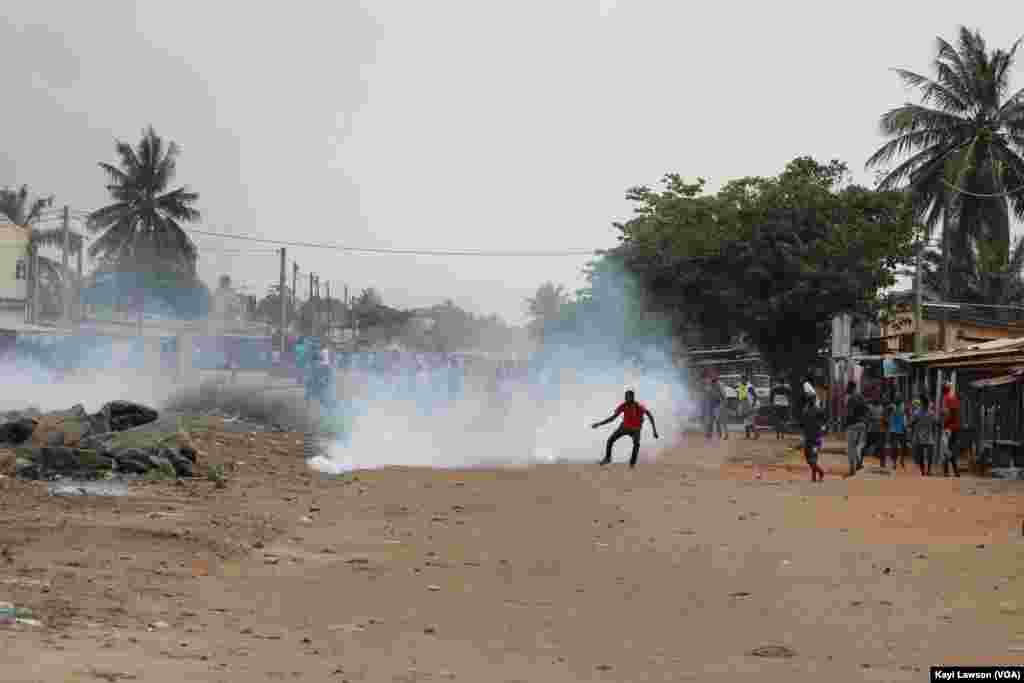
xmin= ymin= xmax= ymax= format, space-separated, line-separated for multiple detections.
xmin=206 ymin=463 xmax=225 ymax=483
xmin=919 ymin=235 xmax=1024 ymax=305
xmin=608 ymin=157 xmax=916 ymax=377
xmin=105 ymin=430 xmax=177 ymax=452
xmin=145 ymin=461 xmax=176 ymax=481
xmin=76 ymin=449 xmax=100 ymax=466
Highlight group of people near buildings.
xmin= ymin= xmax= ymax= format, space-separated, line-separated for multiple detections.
xmin=840 ymin=380 xmax=963 ymax=479
xmin=699 ymin=374 xmax=759 ymax=440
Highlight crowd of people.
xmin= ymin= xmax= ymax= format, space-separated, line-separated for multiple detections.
xmin=697 ymin=374 xmax=760 ymax=440
xmin=841 ymin=380 xmax=963 ymax=479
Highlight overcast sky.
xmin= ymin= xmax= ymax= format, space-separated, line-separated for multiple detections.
xmin=2 ymin=1 xmax=1023 ymax=324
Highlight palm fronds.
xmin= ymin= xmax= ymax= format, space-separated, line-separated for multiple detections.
xmin=868 ymin=26 xmax=1024 ymax=303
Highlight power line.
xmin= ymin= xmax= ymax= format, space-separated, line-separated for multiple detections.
xmin=183 ymin=228 xmax=598 ymax=257
xmin=34 ymin=207 xmax=599 ymax=256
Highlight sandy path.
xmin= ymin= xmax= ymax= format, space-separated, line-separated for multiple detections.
xmin=1 ymin=424 xmax=1022 ymax=682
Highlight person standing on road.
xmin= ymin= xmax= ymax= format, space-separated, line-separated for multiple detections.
xmin=592 ymin=390 xmax=659 ymax=468
xmin=737 ymin=378 xmax=753 ymax=435
xmin=941 ymin=382 xmax=963 ymax=477
xmin=701 ymin=375 xmax=716 ymax=441
xmin=844 ymin=381 xmax=869 ymax=477
xmin=863 ymin=399 xmax=886 ymax=466
xmin=887 ymin=393 xmax=908 ymax=469
xmin=711 ymin=377 xmax=728 ymax=440
xmin=910 ymin=395 xmax=938 ymax=476
xmin=801 ymin=400 xmax=827 ymax=482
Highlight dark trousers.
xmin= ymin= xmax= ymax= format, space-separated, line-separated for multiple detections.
xmin=914 ymin=443 xmax=935 ymax=475
xmin=605 ymin=426 xmax=641 ymax=466
xmin=887 ymin=432 xmax=908 ymax=466
xmin=944 ymin=430 xmax=962 ymax=477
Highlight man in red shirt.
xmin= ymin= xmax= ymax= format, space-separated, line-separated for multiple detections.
xmin=941 ymin=382 xmax=962 ymax=478
xmin=592 ymin=390 xmax=659 ymax=468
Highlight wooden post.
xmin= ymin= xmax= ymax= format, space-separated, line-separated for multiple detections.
xmin=62 ymin=206 xmax=71 ymax=327
xmin=278 ymin=248 xmax=287 ymax=354
xmin=76 ymin=233 xmax=83 ymax=329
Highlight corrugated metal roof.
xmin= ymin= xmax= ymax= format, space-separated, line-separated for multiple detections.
xmin=910 ymin=337 xmax=1024 ymax=364
xmin=970 ymin=368 xmax=1024 ymax=389
xmin=924 ymin=354 xmax=1024 ymax=369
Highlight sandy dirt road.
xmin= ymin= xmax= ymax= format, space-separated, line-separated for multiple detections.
xmin=1 ymin=423 xmax=1023 ymax=682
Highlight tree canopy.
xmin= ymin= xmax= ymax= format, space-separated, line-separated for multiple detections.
xmin=561 ymin=157 xmax=917 ymax=379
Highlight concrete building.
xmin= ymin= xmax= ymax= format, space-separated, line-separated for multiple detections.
xmin=0 ymin=220 xmax=30 ymax=329
xmin=876 ymin=292 xmax=1024 ymax=353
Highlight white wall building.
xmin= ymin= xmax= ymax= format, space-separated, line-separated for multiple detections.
xmin=0 ymin=220 xmax=30 ymax=330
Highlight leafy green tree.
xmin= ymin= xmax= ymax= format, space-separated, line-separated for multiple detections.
xmin=609 ymin=157 xmax=916 ymax=400
xmin=868 ymin=26 xmax=1024 ymax=302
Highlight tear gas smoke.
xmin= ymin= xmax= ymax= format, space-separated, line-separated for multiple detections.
xmin=311 ymin=263 xmax=697 ymax=473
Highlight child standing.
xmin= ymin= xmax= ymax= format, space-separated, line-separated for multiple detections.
xmin=801 ymin=402 xmax=826 ymax=482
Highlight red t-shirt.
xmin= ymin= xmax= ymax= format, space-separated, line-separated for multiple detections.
xmin=615 ymin=401 xmax=646 ymax=430
xmin=943 ymin=393 xmax=961 ymax=432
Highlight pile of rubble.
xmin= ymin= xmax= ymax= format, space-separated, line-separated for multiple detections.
xmin=0 ymin=401 xmax=197 ymax=481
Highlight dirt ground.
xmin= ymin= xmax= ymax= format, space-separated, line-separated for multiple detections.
xmin=1 ymin=422 xmax=1023 ymax=682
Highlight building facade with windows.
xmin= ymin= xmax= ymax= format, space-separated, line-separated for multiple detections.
xmin=0 ymin=220 xmax=30 ymax=329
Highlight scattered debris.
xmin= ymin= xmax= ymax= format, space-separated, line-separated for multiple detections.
xmin=748 ymin=645 xmax=797 ymax=658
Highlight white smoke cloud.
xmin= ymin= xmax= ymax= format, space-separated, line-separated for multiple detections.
xmin=311 ymin=262 xmax=696 ymax=473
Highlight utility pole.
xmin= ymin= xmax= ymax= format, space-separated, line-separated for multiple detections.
xmin=325 ymin=281 xmax=331 ymax=342
xmin=314 ymin=276 xmax=321 ymax=337
xmin=76 ymin=233 xmax=83 ymax=330
xmin=309 ymin=273 xmax=315 ymax=337
xmin=62 ymin=206 xmax=71 ymax=327
xmin=344 ymin=284 xmax=349 ymax=344
xmin=278 ymin=248 xmax=287 ymax=353
xmin=292 ymin=262 xmax=298 ymax=320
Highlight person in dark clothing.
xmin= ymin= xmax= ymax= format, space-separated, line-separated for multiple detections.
xmin=592 ymin=390 xmax=659 ymax=468
xmin=844 ymin=381 xmax=869 ymax=477
xmin=801 ymin=403 xmax=826 ymax=482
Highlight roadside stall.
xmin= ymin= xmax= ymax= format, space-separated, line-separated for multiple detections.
xmin=968 ymin=368 xmax=1024 ymax=471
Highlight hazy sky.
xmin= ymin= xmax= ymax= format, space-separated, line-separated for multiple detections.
xmin=2 ymin=1 xmax=1023 ymax=324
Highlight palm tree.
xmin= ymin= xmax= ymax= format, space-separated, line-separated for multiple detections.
xmin=0 ymin=185 xmax=84 ymax=322
xmin=87 ymin=126 xmax=201 ymax=277
xmin=525 ymin=282 xmax=570 ymax=341
xmin=920 ymin=235 xmax=1024 ymax=306
xmin=867 ymin=27 xmax=1024 ymax=317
